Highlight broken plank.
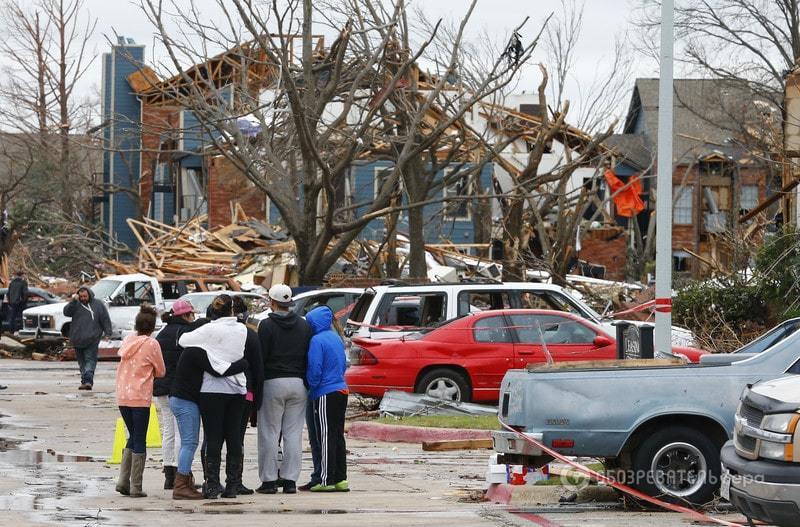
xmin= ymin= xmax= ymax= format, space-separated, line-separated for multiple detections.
xmin=421 ymin=439 xmax=493 ymax=451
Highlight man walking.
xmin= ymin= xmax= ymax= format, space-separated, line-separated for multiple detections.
xmin=255 ymin=284 xmax=311 ymax=494
xmin=7 ymin=270 xmax=28 ymax=332
xmin=64 ymin=286 xmax=112 ymax=390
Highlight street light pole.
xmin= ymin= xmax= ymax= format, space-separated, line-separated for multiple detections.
xmin=654 ymin=0 xmax=674 ymax=353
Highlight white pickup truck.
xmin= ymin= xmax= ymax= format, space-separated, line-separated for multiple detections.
xmin=20 ymin=274 xmax=167 ymax=340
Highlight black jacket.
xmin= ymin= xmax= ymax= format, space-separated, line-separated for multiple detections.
xmin=153 ymin=316 xmax=192 ymax=397
xmin=170 ymin=346 xmax=248 ymax=403
xmin=7 ymin=277 xmax=28 ymax=305
xmin=63 ymin=288 xmax=112 ymax=348
xmin=258 ymin=311 xmax=312 ymax=381
xmin=242 ymin=324 xmax=265 ymax=409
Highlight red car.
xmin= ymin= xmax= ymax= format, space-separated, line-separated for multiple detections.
xmin=346 ymin=309 xmax=706 ymax=403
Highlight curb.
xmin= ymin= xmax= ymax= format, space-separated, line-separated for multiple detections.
xmin=346 ymin=420 xmax=492 ymax=444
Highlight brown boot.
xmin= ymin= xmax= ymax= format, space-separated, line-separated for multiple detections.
xmin=173 ymin=472 xmax=203 ymax=500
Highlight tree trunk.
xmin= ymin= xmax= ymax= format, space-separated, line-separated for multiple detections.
xmin=502 ymin=197 xmax=525 ymax=281
xmin=407 ymin=201 xmax=426 ymax=279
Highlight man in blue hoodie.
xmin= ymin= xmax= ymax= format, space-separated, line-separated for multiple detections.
xmin=64 ymin=286 xmax=112 ymax=390
xmin=305 ymin=306 xmax=349 ymax=492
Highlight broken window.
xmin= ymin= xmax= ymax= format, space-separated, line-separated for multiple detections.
xmin=473 ymin=315 xmax=513 ymax=343
xmin=699 ymin=158 xmax=733 ymax=177
xmin=443 ymin=171 xmax=471 ymax=221
xmin=674 ymin=187 xmax=693 ymax=225
xmin=457 ymin=291 xmax=512 ymax=316
xmin=741 ymin=185 xmax=758 ymax=213
xmin=673 ymin=251 xmax=690 ymax=272
xmin=374 ymin=293 xmax=447 ymax=328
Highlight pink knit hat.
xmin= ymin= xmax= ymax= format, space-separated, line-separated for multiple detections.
xmin=171 ymin=299 xmax=194 ymax=316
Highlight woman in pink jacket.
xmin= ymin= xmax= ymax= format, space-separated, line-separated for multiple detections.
xmin=115 ymin=305 xmax=166 ymax=498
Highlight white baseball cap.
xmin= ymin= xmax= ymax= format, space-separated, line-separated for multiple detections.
xmin=268 ymin=284 xmax=294 ymax=307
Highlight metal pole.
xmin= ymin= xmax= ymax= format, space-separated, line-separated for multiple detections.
xmin=654 ymin=0 xmax=674 ymax=354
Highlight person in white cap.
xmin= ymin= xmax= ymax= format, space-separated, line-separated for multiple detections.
xmin=153 ymin=299 xmax=196 ymax=490
xmin=255 ymin=284 xmax=312 ymax=494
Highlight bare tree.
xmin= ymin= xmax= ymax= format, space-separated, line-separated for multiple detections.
xmin=0 ymin=0 xmax=100 ymax=278
xmin=634 ymin=0 xmax=797 ymax=103
xmin=138 ymin=0 xmax=551 ymax=283
xmin=327 ymin=0 xmax=545 ymax=277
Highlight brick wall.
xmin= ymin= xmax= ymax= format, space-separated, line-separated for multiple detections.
xmin=140 ymin=104 xmax=180 ymax=217
xmin=207 ymin=155 xmax=266 ymax=227
xmin=578 ymin=227 xmax=627 ymax=281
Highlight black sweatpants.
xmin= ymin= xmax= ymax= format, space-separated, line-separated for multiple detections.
xmin=312 ymin=391 xmax=348 ymax=486
xmin=199 ymin=393 xmax=246 ymax=467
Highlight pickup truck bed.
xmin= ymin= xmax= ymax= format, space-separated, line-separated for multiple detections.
xmin=494 ymin=331 xmax=800 ymax=504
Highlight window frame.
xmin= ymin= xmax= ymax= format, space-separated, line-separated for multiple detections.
xmin=674 ymin=186 xmax=694 ymax=225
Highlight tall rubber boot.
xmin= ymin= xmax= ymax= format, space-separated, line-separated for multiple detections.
xmin=130 ymin=453 xmax=148 ymax=498
xmin=115 ymin=448 xmax=132 ymax=495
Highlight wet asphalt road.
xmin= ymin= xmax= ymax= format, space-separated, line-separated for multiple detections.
xmin=0 ymin=359 xmax=753 ymax=526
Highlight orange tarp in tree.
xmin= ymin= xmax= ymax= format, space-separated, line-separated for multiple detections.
xmin=604 ymin=169 xmax=645 ymax=217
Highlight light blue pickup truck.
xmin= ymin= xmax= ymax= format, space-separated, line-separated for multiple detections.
xmin=492 ymin=319 xmax=800 ymax=505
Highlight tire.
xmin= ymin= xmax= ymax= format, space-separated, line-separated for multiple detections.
xmin=631 ymin=426 xmax=721 ymax=505
xmin=416 ymin=368 xmax=471 ymax=403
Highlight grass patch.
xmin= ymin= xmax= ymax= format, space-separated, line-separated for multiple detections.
xmin=374 ymin=414 xmax=500 ymax=430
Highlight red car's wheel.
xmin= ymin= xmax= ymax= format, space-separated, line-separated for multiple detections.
xmin=416 ymin=368 xmax=471 ymax=403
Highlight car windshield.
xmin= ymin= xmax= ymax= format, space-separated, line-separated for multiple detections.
xmin=181 ymin=294 xmax=218 ymax=315
xmin=734 ymin=320 xmax=800 ymax=354
xmin=91 ymin=280 xmax=121 ymax=300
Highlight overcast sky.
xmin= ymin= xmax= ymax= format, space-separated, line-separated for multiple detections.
xmin=78 ymin=0 xmax=660 ymax=127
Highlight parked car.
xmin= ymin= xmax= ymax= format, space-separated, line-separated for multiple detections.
xmin=249 ymin=287 xmax=363 ymax=325
xmin=346 ymin=309 xmax=705 ymax=403
xmin=491 ymin=319 xmax=800 ymax=505
xmin=721 ymin=375 xmax=800 ymax=527
xmin=344 ymin=282 xmax=695 ymax=347
xmin=0 ymin=287 xmax=62 ymax=331
xmin=179 ymin=291 xmax=268 ymax=317
xmin=20 ymin=274 xmax=242 ymax=340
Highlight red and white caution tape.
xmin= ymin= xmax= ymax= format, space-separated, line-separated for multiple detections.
xmin=498 ymin=418 xmax=743 ymax=527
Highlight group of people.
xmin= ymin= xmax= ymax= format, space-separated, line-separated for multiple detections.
xmin=111 ymin=284 xmax=349 ymax=500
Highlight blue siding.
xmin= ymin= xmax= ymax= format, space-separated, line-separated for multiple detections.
xmin=103 ymin=44 xmax=145 ymax=251
xmin=350 ymin=161 xmax=493 ymax=246
xmin=101 ymin=53 xmax=112 ymax=231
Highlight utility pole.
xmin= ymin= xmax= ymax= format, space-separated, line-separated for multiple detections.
xmin=654 ymin=0 xmax=674 ymax=353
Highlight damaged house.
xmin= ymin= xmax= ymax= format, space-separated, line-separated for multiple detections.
xmin=607 ymin=78 xmax=777 ymax=278
xmin=98 ymin=35 xmax=613 ymax=283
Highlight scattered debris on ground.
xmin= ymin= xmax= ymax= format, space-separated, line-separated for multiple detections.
xmin=378 ymin=390 xmax=497 ymax=417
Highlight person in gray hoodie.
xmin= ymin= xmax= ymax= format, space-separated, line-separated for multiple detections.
xmin=64 ymin=286 xmax=112 ymax=390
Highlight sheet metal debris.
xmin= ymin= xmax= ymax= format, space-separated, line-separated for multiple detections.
xmin=378 ymin=390 xmax=496 ymax=417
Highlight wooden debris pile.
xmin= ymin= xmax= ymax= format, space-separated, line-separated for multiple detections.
xmin=105 ymin=211 xmax=293 ymax=278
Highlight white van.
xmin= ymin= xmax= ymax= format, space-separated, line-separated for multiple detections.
xmin=344 ymin=282 xmax=694 ymax=346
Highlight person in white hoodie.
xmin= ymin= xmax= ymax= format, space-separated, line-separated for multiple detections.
xmin=178 ymin=294 xmax=247 ymax=499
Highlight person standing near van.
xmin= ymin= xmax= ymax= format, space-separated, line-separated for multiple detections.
xmin=232 ymin=295 xmax=264 ymax=495
xmin=115 ymin=306 xmax=166 ymax=498
xmin=256 ymin=284 xmax=311 ymax=494
xmin=7 ymin=270 xmax=28 ymax=332
xmin=305 ymin=306 xmax=349 ymax=492
xmin=64 ymin=286 xmax=112 ymax=390
xmin=180 ymin=295 xmax=248 ymax=499
xmin=153 ymin=299 xmax=195 ymax=490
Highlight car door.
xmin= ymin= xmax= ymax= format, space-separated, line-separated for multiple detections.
xmin=510 ymin=313 xmax=612 ymax=367
xmin=468 ymin=314 xmax=516 ymax=394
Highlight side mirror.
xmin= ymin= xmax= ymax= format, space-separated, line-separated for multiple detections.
xmin=594 ymin=334 xmax=614 ymax=348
